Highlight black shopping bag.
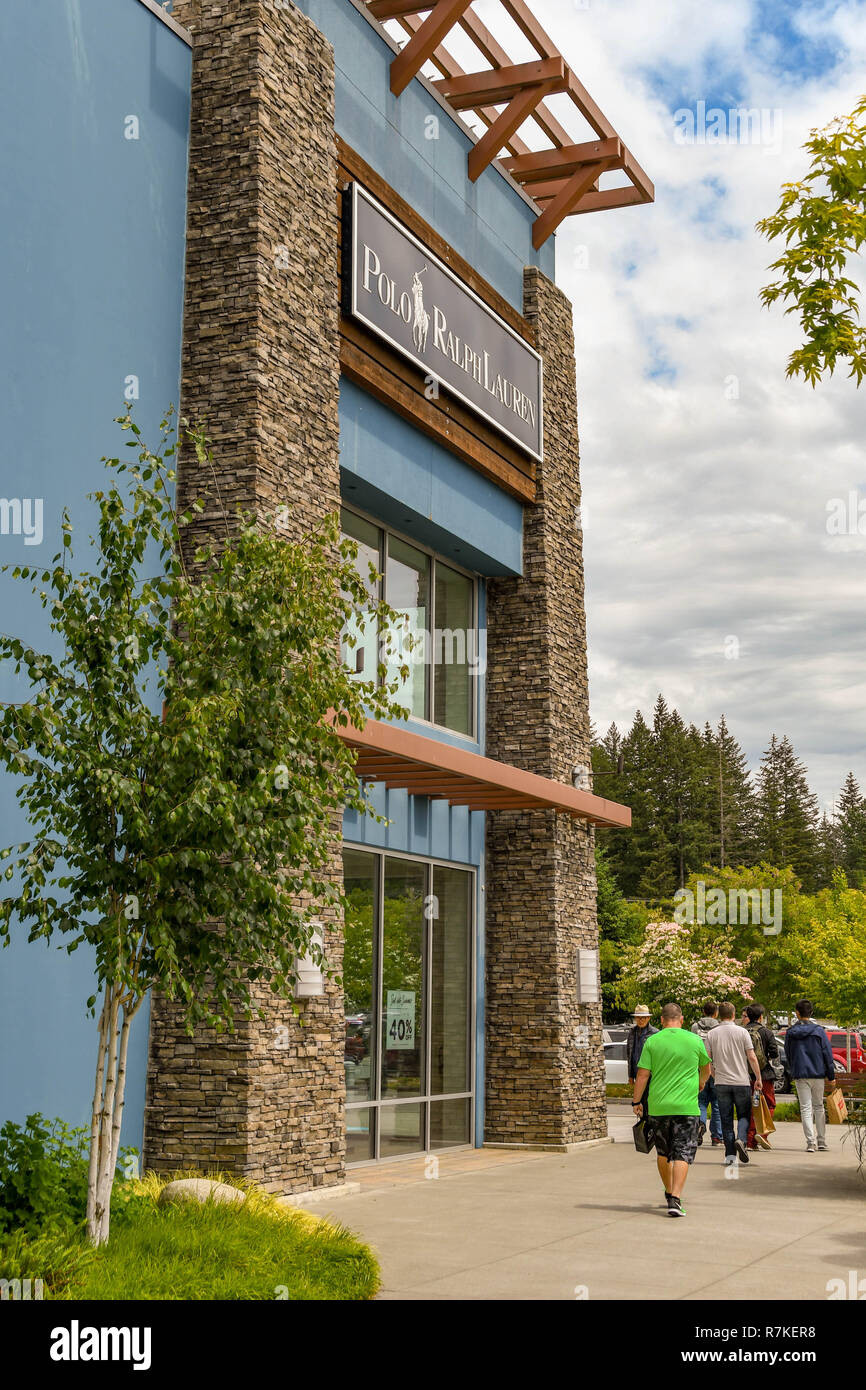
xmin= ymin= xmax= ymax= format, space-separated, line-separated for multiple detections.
xmin=632 ymin=1116 xmax=655 ymax=1154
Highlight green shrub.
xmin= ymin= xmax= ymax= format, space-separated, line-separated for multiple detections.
xmin=0 ymin=1227 xmax=94 ymax=1298
xmin=0 ymin=1113 xmax=139 ymax=1236
xmin=772 ymin=1101 xmax=801 ymax=1122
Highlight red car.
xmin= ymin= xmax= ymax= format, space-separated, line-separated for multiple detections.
xmin=826 ymin=1030 xmax=866 ymax=1073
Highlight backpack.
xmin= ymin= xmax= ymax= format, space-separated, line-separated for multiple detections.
xmin=748 ymin=1024 xmax=768 ymax=1071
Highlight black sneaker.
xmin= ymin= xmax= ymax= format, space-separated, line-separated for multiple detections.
xmin=667 ymin=1195 xmax=686 ymax=1217
xmin=735 ymin=1140 xmax=750 ymax=1164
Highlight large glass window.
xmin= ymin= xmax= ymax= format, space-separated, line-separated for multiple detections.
xmin=384 ymin=537 xmax=429 ymax=721
xmin=433 ymin=563 xmax=474 ymax=737
xmin=341 ymin=511 xmax=381 ymax=687
xmin=342 ymin=847 xmax=474 ymax=1163
xmin=340 ymin=507 xmax=478 ymax=737
xmin=429 ymin=867 xmax=471 ymax=1099
xmin=380 ymin=857 xmax=426 ymax=1100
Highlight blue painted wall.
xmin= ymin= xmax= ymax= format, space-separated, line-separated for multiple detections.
xmin=296 ymin=0 xmax=555 ymax=309
xmin=340 ymin=381 xmax=523 ymax=578
xmin=0 ymin=0 xmax=191 ymax=1150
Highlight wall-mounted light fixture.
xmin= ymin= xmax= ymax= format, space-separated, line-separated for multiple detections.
xmin=572 ymin=763 xmax=591 ymax=791
xmin=295 ymin=924 xmax=325 ymax=999
xmin=576 ymin=948 xmax=600 ymax=1004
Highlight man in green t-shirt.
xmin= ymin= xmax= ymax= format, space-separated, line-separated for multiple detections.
xmin=631 ymin=1002 xmax=710 ymax=1217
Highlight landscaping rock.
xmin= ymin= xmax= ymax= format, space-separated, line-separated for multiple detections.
xmin=158 ymin=1178 xmax=246 ymax=1208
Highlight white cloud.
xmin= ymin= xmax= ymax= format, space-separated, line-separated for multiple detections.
xmin=534 ymin=0 xmax=866 ymax=803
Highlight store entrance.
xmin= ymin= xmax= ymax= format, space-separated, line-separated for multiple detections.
xmin=342 ymin=847 xmax=474 ymax=1163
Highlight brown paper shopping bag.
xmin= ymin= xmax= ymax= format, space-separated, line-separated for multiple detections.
xmin=827 ymin=1087 xmax=848 ymax=1124
xmin=756 ymin=1090 xmax=776 ymax=1134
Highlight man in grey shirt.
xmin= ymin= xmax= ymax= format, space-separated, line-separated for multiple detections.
xmin=705 ymin=1002 xmax=762 ymax=1165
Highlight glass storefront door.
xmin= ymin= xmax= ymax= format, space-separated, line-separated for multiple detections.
xmin=342 ymin=847 xmax=474 ymax=1162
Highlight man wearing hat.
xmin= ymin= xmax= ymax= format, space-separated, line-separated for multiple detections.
xmin=627 ymin=1005 xmax=658 ymax=1113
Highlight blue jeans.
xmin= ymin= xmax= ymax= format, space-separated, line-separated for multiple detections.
xmin=714 ymin=1084 xmax=752 ymax=1157
xmin=698 ymin=1076 xmax=722 ymax=1140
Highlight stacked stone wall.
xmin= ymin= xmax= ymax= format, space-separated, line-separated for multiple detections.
xmin=484 ymin=267 xmax=604 ymax=1148
xmin=144 ymin=0 xmax=346 ymax=1193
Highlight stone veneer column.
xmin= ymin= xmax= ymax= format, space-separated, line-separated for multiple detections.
xmin=483 ymin=267 xmax=604 ymax=1149
xmin=143 ymin=0 xmax=347 ymax=1192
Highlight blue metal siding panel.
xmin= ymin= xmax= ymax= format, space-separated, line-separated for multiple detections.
xmin=340 ymin=380 xmax=524 ymax=577
xmin=343 ymin=793 xmax=483 ymax=868
xmin=0 ymin=0 xmax=191 ymax=1150
xmin=296 ymin=0 xmax=556 ymax=307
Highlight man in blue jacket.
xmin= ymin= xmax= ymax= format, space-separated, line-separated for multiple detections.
xmin=785 ymin=999 xmax=837 ymax=1152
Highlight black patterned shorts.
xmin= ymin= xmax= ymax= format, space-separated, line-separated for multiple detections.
xmin=649 ymin=1115 xmax=702 ymax=1164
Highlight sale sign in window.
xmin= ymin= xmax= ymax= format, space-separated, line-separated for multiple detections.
xmin=386 ymin=990 xmax=416 ymax=1050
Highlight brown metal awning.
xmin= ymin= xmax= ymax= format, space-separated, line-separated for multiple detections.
xmin=333 ymin=715 xmax=631 ymax=826
xmin=362 ymin=0 xmax=654 ymax=246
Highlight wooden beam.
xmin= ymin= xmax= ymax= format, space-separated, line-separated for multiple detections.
xmin=502 ymin=137 xmax=621 ymax=183
xmin=395 ymin=12 xmax=533 ymax=157
xmin=619 ymin=146 xmax=655 ymax=203
xmin=532 ymin=155 xmax=615 ymax=248
xmin=455 ymin=800 xmax=544 ymax=810
xmin=390 ymin=0 xmax=473 ymax=97
xmin=433 ymin=57 xmax=565 ymax=110
xmin=368 ymin=0 xmax=427 ymax=18
xmin=468 ymin=78 xmax=559 ymax=182
xmin=498 ymin=0 xmax=556 ymax=58
xmin=570 ymin=184 xmax=648 ymax=216
xmin=458 ymin=7 xmax=574 ymax=150
xmin=520 ymin=176 xmax=600 ymax=202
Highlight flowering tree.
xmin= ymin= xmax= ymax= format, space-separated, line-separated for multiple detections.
xmin=617 ymin=921 xmax=754 ymax=1019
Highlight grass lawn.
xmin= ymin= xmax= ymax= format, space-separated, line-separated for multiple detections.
xmin=70 ymin=1197 xmax=378 ymax=1301
xmin=0 ymin=1173 xmax=380 ymax=1301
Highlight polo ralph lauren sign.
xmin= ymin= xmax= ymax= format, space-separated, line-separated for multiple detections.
xmin=343 ymin=183 xmax=543 ymax=462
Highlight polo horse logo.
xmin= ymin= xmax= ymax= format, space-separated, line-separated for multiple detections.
xmin=412 ymin=266 xmax=429 ymax=354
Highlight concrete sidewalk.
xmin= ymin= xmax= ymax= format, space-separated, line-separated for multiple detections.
xmin=298 ymin=1111 xmax=866 ymax=1300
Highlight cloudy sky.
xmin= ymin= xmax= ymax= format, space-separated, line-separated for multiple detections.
xmin=521 ymin=0 xmax=866 ymax=813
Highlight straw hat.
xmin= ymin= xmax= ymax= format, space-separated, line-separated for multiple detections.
xmin=632 ymin=1005 xmax=651 ymax=1018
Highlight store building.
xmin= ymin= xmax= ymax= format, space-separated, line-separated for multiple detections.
xmin=0 ymin=0 xmax=648 ymax=1191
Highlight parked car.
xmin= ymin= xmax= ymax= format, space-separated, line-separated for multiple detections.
xmin=604 ymin=1040 xmax=629 ymax=1086
xmin=602 ymin=1024 xmax=630 ymax=1044
xmin=771 ymin=1036 xmax=792 ymax=1094
xmin=826 ymin=1029 xmax=866 ymax=1073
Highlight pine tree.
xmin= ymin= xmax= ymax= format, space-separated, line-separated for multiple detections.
xmin=836 ymin=772 xmax=866 ymax=884
xmin=593 ymin=710 xmax=660 ymax=896
xmin=754 ymin=735 xmax=820 ymax=889
xmin=715 ymin=715 xmax=755 ymax=866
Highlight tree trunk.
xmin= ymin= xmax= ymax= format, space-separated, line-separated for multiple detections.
xmin=86 ymin=991 xmax=110 ymax=1244
xmin=86 ymin=981 xmax=141 ymax=1246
